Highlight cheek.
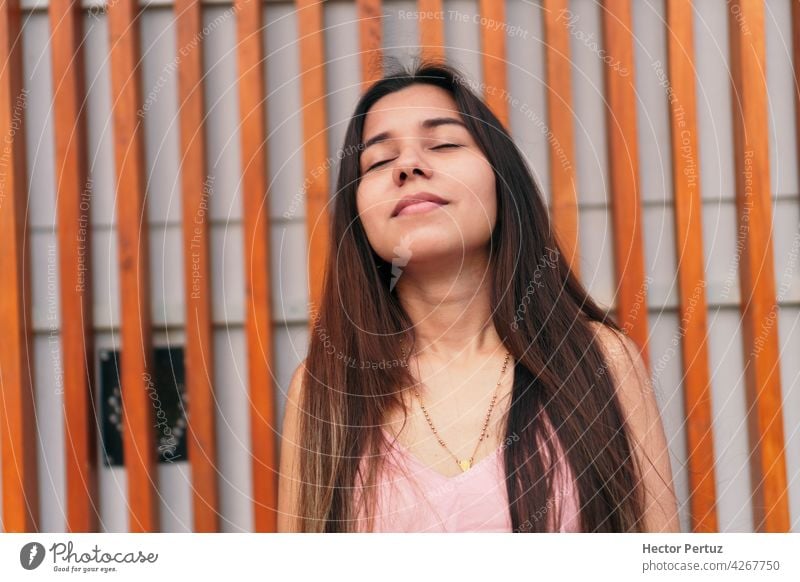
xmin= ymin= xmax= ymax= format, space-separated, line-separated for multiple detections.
xmin=456 ymin=158 xmax=497 ymax=228
xmin=355 ymin=183 xmax=391 ymax=255
xmin=355 ymin=183 xmax=367 ymax=220
xmin=356 ymin=181 xmax=380 ymax=225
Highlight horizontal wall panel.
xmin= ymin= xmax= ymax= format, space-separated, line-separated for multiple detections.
xmin=33 ymin=333 xmax=66 ymax=532
xmin=777 ymin=306 xmax=800 ymax=530
xmin=382 ymin=0 xmax=418 ymax=66
xmin=568 ymin=0 xmax=611 ymax=207
xmin=83 ymin=13 xmax=118 ymax=228
xmin=203 ymin=3 xmax=243 ymax=223
xmin=265 ymin=3 xmax=304 ymax=221
xmin=632 ymin=0 xmax=673 ymax=205
xmin=765 ymin=0 xmax=799 ymax=197
xmin=443 ymin=0 xmax=481 ymax=85
xmin=25 ymin=12 xmax=57 ymax=230
xmin=213 ymin=326 xmax=252 ymax=532
xmin=140 ymin=8 xmax=182 ymax=226
xmin=324 ymin=1 xmax=362 ymax=197
xmin=506 ymin=0 xmax=549 ymax=204
xmin=694 ymin=0 xmax=736 ymax=202
xmin=707 ymin=306 xmax=752 ymax=532
xmin=578 ymin=206 xmax=617 ymax=309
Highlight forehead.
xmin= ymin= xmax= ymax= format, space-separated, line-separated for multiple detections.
xmin=361 ymin=84 xmax=462 ymax=139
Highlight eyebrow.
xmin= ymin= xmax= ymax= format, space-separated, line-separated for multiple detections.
xmin=360 ymin=117 xmax=468 ymax=152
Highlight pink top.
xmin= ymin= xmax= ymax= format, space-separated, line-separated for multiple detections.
xmin=354 ymin=428 xmax=581 ymax=532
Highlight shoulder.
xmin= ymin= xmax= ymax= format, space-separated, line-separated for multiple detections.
xmin=586 ymin=320 xmax=681 ymax=531
xmin=585 ymin=320 xmax=655 ymax=436
xmin=586 ymin=321 xmax=651 ymax=397
xmin=286 ymin=359 xmax=307 ymax=407
xmin=282 ymin=359 xmax=307 ymax=445
xmin=277 ymin=359 xmax=308 ymax=532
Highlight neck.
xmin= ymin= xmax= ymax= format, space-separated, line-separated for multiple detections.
xmin=394 ymin=249 xmax=504 ymax=361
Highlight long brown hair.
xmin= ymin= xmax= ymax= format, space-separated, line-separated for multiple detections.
xmin=296 ymin=60 xmax=646 ymax=532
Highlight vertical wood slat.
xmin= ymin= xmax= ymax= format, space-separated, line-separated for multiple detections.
xmin=600 ymin=0 xmax=650 ymax=364
xmin=357 ymin=0 xmax=383 ymax=91
xmin=49 ymin=0 xmax=99 ymax=532
xmin=175 ymin=0 xmax=219 ymax=532
xmin=727 ymin=0 xmax=790 ymax=532
xmin=664 ymin=0 xmax=718 ymax=533
xmin=235 ymin=0 xmax=278 ymax=532
xmin=542 ymin=0 xmax=581 ymax=278
xmin=418 ymin=0 xmax=445 ymax=62
xmin=0 ymin=0 xmax=39 ymax=533
xmin=107 ymin=0 xmax=159 ymax=532
xmin=297 ymin=0 xmax=330 ymax=315
xmin=478 ymin=0 xmax=508 ymax=129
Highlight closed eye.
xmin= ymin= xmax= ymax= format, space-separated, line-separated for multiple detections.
xmin=365 ymin=158 xmax=393 ymax=172
xmin=364 ymin=144 xmax=462 ymax=172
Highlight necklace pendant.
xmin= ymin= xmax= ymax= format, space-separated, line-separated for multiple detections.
xmin=458 ymin=459 xmax=472 ymax=472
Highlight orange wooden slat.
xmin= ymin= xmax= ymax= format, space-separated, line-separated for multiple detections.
xmin=235 ymin=0 xmax=278 ymax=532
xmin=107 ymin=0 xmax=159 ymax=532
xmin=727 ymin=0 xmax=790 ymax=532
xmin=418 ymin=0 xmax=445 ymax=62
xmin=357 ymin=0 xmax=383 ymax=91
xmin=600 ymin=0 xmax=650 ymax=363
xmin=49 ymin=0 xmax=99 ymax=532
xmin=478 ymin=0 xmax=508 ymax=129
xmin=297 ymin=0 xmax=330 ymax=315
xmin=541 ymin=0 xmax=581 ymax=277
xmin=664 ymin=0 xmax=718 ymax=533
xmin=175 ymin=0 xmax=220 ymax=532
xmin=0 ymin=0 xmax=39 ymax=533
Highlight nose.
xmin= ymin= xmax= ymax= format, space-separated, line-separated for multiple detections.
xmin=392 ymin=147 xmax=433 ymax=187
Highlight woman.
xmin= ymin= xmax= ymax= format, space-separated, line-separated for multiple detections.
xmin=277 ymin=61 xmax=680 ymax=532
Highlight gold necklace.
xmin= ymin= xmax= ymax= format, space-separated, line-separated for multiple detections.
xmin=399 ymin=339 xmax=512 ymax=472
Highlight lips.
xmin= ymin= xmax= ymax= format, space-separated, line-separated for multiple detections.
xmin=392 ymin=192 xmax=449 ymax=217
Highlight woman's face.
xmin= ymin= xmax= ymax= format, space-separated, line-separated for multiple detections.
xmin=356 ymin=84 xmax=497 ymax=267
